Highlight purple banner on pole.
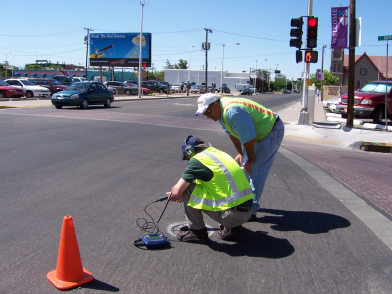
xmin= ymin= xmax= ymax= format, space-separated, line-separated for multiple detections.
xmin=331 ymin=7 xmax=349 ymax=49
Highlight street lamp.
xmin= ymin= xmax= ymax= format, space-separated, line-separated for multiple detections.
xmin=268 ymin=64 xmax=279 ymax=91
xmin=221 ymin=42 xmax=240 ymax=94
xmin=320 ymin=45 xmax=327 ymax=101
xmin=187 ymin=45 xmax=194 ymax=96
xmin=138 ymin=0 xmax=150 ymax=98
xmin=254 ymin=59 xmax=267 ymax=94
xmin=5 ymin=52 xmax=11 ymax=79
xmin=84 ymin=28 xmax=93 ymax=79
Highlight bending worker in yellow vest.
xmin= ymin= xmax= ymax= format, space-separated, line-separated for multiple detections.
xmin=195 ymin=93 xmax=285 ymax=221
xmin=169 ymin=135 xmax=254 ymax=244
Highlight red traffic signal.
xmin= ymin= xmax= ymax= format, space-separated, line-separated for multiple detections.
xmin=308 ymin=17 xmax=317 ymax=27
xmin=306 ymin=17 xmax=318 ymax=48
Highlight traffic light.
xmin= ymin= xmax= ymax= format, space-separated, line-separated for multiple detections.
xmin=296 ymin=50 xmax=302 ymax=63
xmin=304 ymin=50 xmax=318 ymax=63
xmin=306 ymin=17 xmax=318 ymax=48
xmin=290 ymin=17 xmax=303 ymax=49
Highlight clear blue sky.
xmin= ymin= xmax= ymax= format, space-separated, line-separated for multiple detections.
xmin=1 ymin=0 xmax=390 ymax=80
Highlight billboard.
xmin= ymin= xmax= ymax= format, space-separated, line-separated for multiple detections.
xmin=89 ymin=33 xmax=151 ymax=67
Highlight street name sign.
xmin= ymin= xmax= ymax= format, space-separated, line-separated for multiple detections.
xmin=378 ymin=35 xmax=392 ymax=41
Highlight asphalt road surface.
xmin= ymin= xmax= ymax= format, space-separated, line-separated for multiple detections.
xmin=1 ymin=94 xmax=392 ymax=293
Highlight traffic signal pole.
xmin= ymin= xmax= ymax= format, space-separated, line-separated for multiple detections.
xmin=298 ymin=0 xmax=313 ymax=125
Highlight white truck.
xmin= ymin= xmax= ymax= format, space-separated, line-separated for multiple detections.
xmin=235 ymin=83 xmax=251 ymax=92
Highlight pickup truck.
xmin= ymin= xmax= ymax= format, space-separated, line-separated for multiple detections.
xmin=336 ymin=81 xmax=392 ymax=124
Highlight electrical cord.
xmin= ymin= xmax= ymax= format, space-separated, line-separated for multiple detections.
xmin=136 ymin=195 xmax=170 ymax=234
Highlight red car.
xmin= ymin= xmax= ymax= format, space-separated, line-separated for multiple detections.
xmin=0 ymin=79 xmax=25 ymax=98
xmin=124 ymin=81 xmax=151 ymax=94
xmin=336 ymin=81 xmax=392 ymax=124
xmin=28 ymin=78 xmax=67 ymax=95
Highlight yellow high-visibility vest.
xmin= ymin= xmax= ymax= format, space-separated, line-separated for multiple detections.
xmin=220 ymin=97 xmax=276 ymax=141
xmin=188 ymin=147 xmax=253 ymax=211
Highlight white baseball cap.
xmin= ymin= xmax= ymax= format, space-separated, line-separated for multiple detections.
xmin=195 ymin=93 xmax=219 ymax=116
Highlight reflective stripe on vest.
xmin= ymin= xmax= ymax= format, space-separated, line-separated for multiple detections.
xmin=189 ymin=149 xmax=253 ymax=209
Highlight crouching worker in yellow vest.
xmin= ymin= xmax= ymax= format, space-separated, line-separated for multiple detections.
xmin=168 ymin=135 xmax=254 ymax=244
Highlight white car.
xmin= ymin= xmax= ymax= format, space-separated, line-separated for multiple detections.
xmin=72 ymin=77 xmax=88 ymax=83
xmin=170 ymin=84 xmax=181 ymax=92
xmin=322 ymin=97 xmax=340 ymax=113
xmin=5 ymin=78 xmax=51 ymax=98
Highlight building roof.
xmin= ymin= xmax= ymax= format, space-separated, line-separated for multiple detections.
xmin=343 ymin=52 xmax=392 ymax=79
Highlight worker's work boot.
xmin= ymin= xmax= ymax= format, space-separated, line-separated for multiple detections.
xmin=176 ymin=227 xmax=209 ymax=244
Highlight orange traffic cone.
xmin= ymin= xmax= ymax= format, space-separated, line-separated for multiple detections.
xmin=47 ymin=216 xmax=94 ymax=290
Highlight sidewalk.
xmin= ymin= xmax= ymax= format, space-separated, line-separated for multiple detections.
xmin=1 ymin=94 xmax=392 ymax=149
xmin=279 ymin=98 xmax=392 ymax=149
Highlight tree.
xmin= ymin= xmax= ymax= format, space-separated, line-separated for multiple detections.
xmin=164 ymin=60 xmax=174 ymax=69
xmin=176 ymin=59 xmax=188 ymax=69
xmin=164 ymin=59 xmax=188 ymax=69
xmin=25 ymin=64 xmax=44 ymax=70
xmin=275 ymin=74 xmax=287 ymax=91
xmin=310 ymin=70 xmax=339 ymax=90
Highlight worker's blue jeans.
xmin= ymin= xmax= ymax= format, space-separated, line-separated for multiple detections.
xmin=242 ymin=119 xmax=285 ymax=215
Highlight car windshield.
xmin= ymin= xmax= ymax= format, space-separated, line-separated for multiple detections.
xmin=0 ymin=80 xmax=10 ymax=86
xmin=49 ymin=79 xmax=62 ymax=85
xmin=360 ymin=82 xmax=392 ymax=94
xmin=65 ymin=82 xmax=90 ymax=91
xmin=19 ymin=80 xmax=36 ymax=86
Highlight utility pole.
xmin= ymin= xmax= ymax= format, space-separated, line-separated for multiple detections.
xmin=138 ymin=0 xmax=150 ymax=98
xmin=346 ymin=0 xmax=356 ymax=128
xmin=84 ymin=28 xmax=93 ymax=79
xmin=204 ymin=28 xmax=212 ymax=90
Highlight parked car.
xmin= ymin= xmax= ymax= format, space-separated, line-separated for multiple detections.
xmin=336 ymin=81 xmax=392 ymax=124
xmin=322 ymin=97 xmax=340 ymax=113
xmin=293 ymin=89 xmax=300 ymax=93
xmin=219 ymin=86 xmax=231 ymax=93
xmin=5 ymin=78 xmax=51 ymax=98
xmin=51 ymin=82 xmax=114 ymax=109
xmin=240 ymin=88 xmax=253 ymax=95
xmin=28 ymin=78 xmax=67 ymax=95
xmin=124 ymin=81 xmax=151 ymax=94
xmin=52 ymin=75 xmax=73 ymax=85
xmin=170 ymin=84 xmax=182 ymax=93
xmin=141 ymin=80 xmax=169 ymax=94
xmin=72 ymin=77 xmax=88 ymax=83
xmin=190 ymin=84 xmax=205 ymax=94
xmin=104 ymin=81 xmax=137 ymax=95
xmin=282 ymin=89 xmax=291 ymax=94
xmin=160 ymin=81 xmax=171 ymax=88
xmin=0 ymin=79 xmax=25 ymax=98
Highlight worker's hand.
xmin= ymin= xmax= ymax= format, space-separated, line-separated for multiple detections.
xmin=234 ymin=153 xmax=243 ymax=166
xmin=168 ymin=192 xmax=184 ymax=203
xmin=243 ymin=160 xmax=254 ymax=173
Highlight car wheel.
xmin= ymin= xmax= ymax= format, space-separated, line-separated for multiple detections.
xmin=55 ymin=105 xmax=63 ymax=109
xmin=125 ymin=89 xmax=131 ymax=96
xmin=159 ymin=89 xmax=164 ymax=94
xmin=0 ymin=91 xmax=6 ymax=98
xmin=104 ymin=98 xmax=112 ymax=108
xmin=80 ymin=98 xmax=88 ymax=109
xmin=26 ymin=91 xmax=34 ymax=98
xmin=373 ymin=107 xmax=384 ymax=124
